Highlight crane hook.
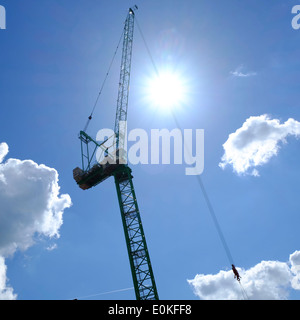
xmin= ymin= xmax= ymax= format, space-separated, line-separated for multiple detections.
xmin=232 ymin=264 xmax=241 ymax=282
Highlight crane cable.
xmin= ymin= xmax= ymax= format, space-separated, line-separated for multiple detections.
xmin=172 ymin=112 xmax=250 ymax=300
xmin=71 ymin=286 xmax=134 ymax=300
xmin=171 ymin=112 xmax=234 ymax=266
xmin=136 ymin=15 xmax=234 ymax=265
xmin=83 ymin=28 xmax=125 ymax=132
xmin=239 ymin=281 xmax=250 ymax=300
xmin=135 ymin=16 xmax=249 ymax=299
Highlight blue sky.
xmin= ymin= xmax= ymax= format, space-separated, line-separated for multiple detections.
xmin=1 ymin=0 xmax=300 ymax=300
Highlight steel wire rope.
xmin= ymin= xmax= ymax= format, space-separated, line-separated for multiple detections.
xmin=83 ymin=28 xmax=125 ymax=132
xmin=70 ymin=287 xmax=134 ymax=300
xmin=135 ymin=15 xmax=234 ymax=266
xmin=136 ymin=17 xmax=250 ymax=300
xmin=239 ymin=281 xmax=250 ymax=300
xmin=171 ymin=112 xmax=235 ymax=266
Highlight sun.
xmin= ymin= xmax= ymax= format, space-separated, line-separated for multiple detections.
xmin=145 ymin=70 xmax=187 ymax=111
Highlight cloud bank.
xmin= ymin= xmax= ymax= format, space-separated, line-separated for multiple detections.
xmin=188 ymin=251 xmax=300 ymax=300
xmin=0 ymin=142 xmax=72 ymax=299
xmin=219 ymin=115 xmax=300 ymax=176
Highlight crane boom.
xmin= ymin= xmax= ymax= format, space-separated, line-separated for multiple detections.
xmin=73 ymin=7 xmax=159 ymax=300
xmin=114 ymin=8 xmax=135 ymax=153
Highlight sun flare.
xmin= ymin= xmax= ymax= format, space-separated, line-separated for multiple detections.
xmin=145 ymin=71 xmax=187 ymax=111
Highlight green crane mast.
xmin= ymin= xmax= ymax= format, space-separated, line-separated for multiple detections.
xmin=73 ymin=7 xmax=159 ymax=301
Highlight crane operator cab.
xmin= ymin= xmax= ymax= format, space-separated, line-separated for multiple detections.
xmin=73 ymin=147 xmax=127 ymax=190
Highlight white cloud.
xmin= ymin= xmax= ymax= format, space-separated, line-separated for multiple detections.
xmin=188 ymin=251 xmax=300 ymax=300
xmin=0 ymin=142 xmax=8 ymax=164
xmin=290 ymin=251 xmax=300 ymax=290
xmin=188 ymin=269 xmax=242 ymax=300
xmin=230 ymin=65 xmax=257 ymax=77
xmin=46 ymin=243 xmax=58 ymax=251
xmin=0 ymin=142 xmax=72 ymax=299
xmin=219 ymin=115 xmax=300 ymax=176
xmin=0 ymin=257 xmax=16 ymax=300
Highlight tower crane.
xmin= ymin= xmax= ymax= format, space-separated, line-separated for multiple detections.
xmin=73 ymin=7 xmax=159 ymax=300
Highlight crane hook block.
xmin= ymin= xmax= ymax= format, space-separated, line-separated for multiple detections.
xmin=232 ymin=264 xmax=241 ymax=282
